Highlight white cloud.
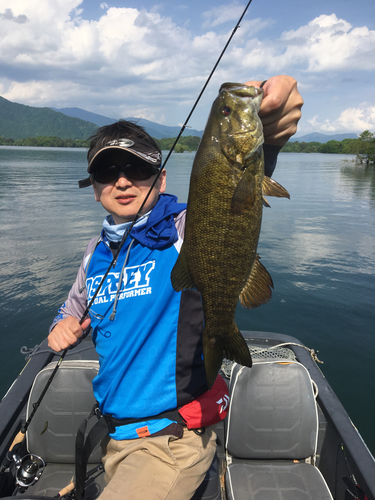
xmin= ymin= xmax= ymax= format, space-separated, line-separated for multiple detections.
xmin=335 ymin=106 xmax=375 ymax=132
xmin=0 ymin=7 xmax=28 ymax=23
xmin=1 ymin=0 xmax=266 ymax=123
xmin=227 ymin=13 xmax=375 ymax=74
xmin=307 ymin=105 xmax=375 ymax=134
xmin=0 ymin=2 xmax=198 ymax=114
xmin=307 ymin=115 xmax=336 ymax=133
xmin=0 ymin=3 xmax=374 ymax=131
xmin=4 ymin=80 xmax=88 ymax=105
xmin=202 ymin=1 xmax=247 ymax=28
xmin=280 ymin=14 xmax=375 ymax=72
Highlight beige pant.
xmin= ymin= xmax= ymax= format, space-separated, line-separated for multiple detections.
xmin=98 ymin=426 xmax=217 ymax=500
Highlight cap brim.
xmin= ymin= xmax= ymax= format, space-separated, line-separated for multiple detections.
xmin=88 ymin=146 xmax=159 ymax=173
xmin=78 ymin=177 xmax=92 ymax=188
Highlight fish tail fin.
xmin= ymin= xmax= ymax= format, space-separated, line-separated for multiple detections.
xmin=203 ymin=325 xmax=252 ymax=388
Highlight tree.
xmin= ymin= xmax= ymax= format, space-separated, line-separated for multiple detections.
xmin=174 ymin=143 xmax=189 ymax=153
xmin=356 ymin=130 xmax=375 ymax=164
xmin=368 ymin=140 xmax=375 ymax=164
xmin=320 ymin=140 xmax=342 ymax=154
xmin=341 ymin=138 xmax=360 ymax=155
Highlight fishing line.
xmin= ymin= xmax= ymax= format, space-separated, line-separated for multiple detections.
xmin=80 ymin=0 xmax=255 ymax=303
xmin=130 ymin=0 xmax=255 ymax=237
xmin=0 ymin=0 xmax=255 ymax=477
xmin=74 ymin=0 xmax=255 ymax=324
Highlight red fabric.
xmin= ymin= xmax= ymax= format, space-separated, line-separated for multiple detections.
xmin=178 ymin=375 xmax=229 ymax=429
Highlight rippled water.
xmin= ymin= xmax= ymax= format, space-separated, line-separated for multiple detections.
xmin=1 ymin=147 xmax=374 ymax=453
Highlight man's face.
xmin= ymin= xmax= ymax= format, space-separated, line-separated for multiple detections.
xmin=93 ymin=168 xmax=166 ymax=224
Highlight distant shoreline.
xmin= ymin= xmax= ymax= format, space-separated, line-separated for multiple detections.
xmin=0 ymin=134 xmax=371 ymax=158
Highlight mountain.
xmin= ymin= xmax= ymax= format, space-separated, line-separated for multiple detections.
xmin=0 ymin=97 xmax=97 ymax=140
xmin=50 ymin=107 xmax=115 ymax=128
xmin=0 ymin=97 xmax=203 ymax=140
xmin=52 ymin=108 xmax=204 ymax=139
xmin=290 ymin=132 xmax=358 ymax=143
xmin=125 ymin=117 xmax=204 ymax=139
xmin=1 ymin=97 xmax=358 ymax=144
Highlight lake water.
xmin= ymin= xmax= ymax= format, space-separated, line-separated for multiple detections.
xmin=1 ymin=146 xmax=374 ymax=454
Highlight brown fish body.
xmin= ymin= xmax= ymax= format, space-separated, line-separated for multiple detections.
xmin=171 ymin=83 xmax=289 ymax=386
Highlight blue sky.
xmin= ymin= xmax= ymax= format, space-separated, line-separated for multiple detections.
xmin=0 ymin=0 xmax=374 ymax=136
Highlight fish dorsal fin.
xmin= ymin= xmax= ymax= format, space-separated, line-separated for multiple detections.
xmin=262 ymin=176 xmax=290 ymax=199
xmin=170 ymin=243 xmax=195 ymax=291
xmin=239 ymin=254 xmax=273 ymax=309
xmin=231 ymin=167 xmax=256 ymax=214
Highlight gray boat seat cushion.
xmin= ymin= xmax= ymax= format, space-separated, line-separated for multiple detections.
xmin=226 ymin=463 xmax=333 ymax=500
xmin=225 ymin=361 xmax=333 ymax=500
xmin=26 ymin=360 xmax=101 ymax=463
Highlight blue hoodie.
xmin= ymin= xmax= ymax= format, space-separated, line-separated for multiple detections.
xmin=85 ymin=194 xmax=207 ymax=439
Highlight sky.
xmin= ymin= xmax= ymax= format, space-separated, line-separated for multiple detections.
xmin=0 ymin=0 xmax=374 ymax=136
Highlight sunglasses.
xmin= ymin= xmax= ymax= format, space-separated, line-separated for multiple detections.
xmin=91 ymin=163 xmax=160 ymax=184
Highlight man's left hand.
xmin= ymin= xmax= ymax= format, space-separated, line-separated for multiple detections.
xmin=245 ymin=75 xmax=303 ymax=147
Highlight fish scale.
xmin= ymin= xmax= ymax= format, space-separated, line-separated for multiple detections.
xmin=171 ymin=82 xmax=289 ymax=387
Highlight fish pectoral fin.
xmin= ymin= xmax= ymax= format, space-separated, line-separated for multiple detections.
xmin=231 ymin=167 xmax=256 ymax=214
xmin=170 ymin=244 xmax=195 ymax=291
xmin=262 ymin=176 xmax=290 ymax=199
xmin=239 ymin=254 xmax=273 ymax=309
xmin=262 ymin=196 xmax=271 ymax=208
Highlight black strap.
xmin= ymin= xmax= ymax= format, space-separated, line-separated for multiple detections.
xmin=108 ymin=408 xmax=184 ymax=427
xmin=74 ymin=404 xmax=184 ymax=500
xmin=75 ymin=404 xmax=111 ymax=500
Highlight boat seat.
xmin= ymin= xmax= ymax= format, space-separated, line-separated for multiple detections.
xmin=15 ymin=359 xmax=220 ymax=499
xmin=17 ymin=360 xmax=104 ymax=498
xmin=225 ymin=361 xmax=333 ymax=500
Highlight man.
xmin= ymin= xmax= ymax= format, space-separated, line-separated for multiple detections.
xmin=48 ymin=76 xmax=303 ymax=500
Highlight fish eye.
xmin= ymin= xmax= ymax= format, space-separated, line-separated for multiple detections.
xmin=222 ymin=106 xmax=231 ymax=116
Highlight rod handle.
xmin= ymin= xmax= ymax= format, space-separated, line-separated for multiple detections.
xmin=0 ymin=430 xmax=26 ymax=475
xmin=9 ymin=429 xmax=26 ymax=451
xmin=57 ymin=480 xmax=74 ymax=497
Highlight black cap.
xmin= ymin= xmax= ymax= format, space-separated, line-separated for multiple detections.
xmin=78 ymin=136 xmax=162 ymax=188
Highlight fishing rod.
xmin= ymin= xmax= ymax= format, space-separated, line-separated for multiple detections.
xmin=0 ymin=273 xmax=116 ymax=475
xmin=97 ymin=0 xmax=255 ymax=263
xmin=142 ymin=0 xmax=255 ymax=207
xmin=0 ymin=0 xmax=254 ymax=479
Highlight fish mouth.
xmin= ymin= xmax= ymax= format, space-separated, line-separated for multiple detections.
xmin=227 ymin=124 xmax=263 ymax=144
xmin=219 ymin=82 xmax=263 ymax=99
xmin=219 ymin=82 xmax=264 ymax=117
xmin=230 ymin=126 xmax=257 ymax=137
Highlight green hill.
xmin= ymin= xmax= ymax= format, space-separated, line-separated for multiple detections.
xmin=0 ymin=96 xmax=97 ymax=140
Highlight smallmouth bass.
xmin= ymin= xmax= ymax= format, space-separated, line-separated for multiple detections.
xmin=171 ymin=83 xmax=289 ymax=387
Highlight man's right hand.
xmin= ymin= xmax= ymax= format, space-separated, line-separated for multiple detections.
xmin=48 ymin=316 xmax=91 ymax=352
